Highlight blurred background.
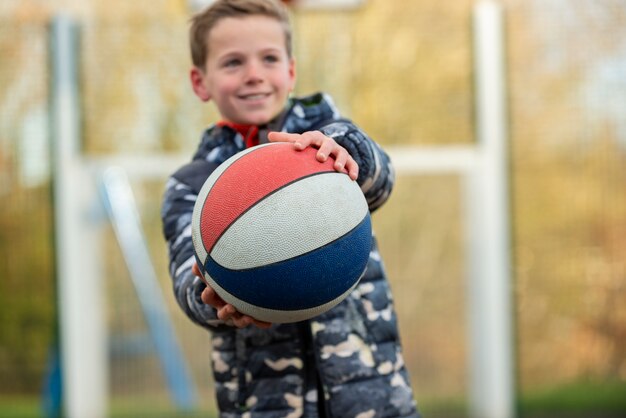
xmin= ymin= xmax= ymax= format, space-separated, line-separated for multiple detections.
xmin=1 ymin=0 xmax=626 ymax=417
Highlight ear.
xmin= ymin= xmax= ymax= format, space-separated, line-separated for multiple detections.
xmin=287 ymin=58 xmax=296 ymax=92
xmin=190 ymin=67 xmax=211 ymax=102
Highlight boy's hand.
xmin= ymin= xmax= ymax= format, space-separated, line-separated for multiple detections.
xmin=268 ymin=131 xmax=359 ymax=181
xmin=192 ymin=263 xmax=272 ymax=329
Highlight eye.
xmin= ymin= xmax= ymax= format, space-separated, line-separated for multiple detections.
xmin=263 ymin=54 xmax=280 ymax=64
xmin=223 ymin=58 xmax=242 ymax=68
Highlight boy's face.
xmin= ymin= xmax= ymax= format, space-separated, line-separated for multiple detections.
xmin=191 ymin=15 xmax=296 ymax=126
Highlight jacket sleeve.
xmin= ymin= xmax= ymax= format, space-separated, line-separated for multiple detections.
xmin=161 ymin=159 xmax=230 ymax=331
xmin=318 ymin=122 xmax=395 ymax=212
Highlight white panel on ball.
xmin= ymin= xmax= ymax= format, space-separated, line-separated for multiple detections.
xmin=212 ymin=172 xmax=368 ymax=270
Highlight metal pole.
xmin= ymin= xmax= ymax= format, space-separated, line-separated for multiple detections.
xmin=100 ymin=167 xmax=198 ymax=409
xmin=50 ymin=15 xmax=107 ymax=418
xmin=465 ymin=1 xmax=515 ymax=418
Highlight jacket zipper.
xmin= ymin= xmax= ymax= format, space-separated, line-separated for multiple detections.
xmin=301 ymin=321 xmax=331 ymax=418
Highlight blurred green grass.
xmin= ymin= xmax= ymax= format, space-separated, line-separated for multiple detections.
xmin=2 ymin=380 xmax=625 ymax=418
xmin=0 ymin=396 xmax=217 ymax=418
xmin=519 ymin=380 xmax=626 ymax=417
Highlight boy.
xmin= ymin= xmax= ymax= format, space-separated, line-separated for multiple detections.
xmin=161 ymin=0 xmax=421 ymax=416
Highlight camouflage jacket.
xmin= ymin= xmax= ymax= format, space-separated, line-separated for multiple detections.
xmin=161 ymin=93 xmax=420 ymax=418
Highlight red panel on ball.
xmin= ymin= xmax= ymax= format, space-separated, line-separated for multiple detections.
xmin=200 ymin=143 xmax=335 ymax=254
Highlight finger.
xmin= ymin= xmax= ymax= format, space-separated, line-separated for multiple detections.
xmin=346 ymin=158 xmax=359 ymax=181
xmin=200 ymin=287 xmax=211 ymax=305
xmin=235 ymin=314 xmax=271 ymax=329
xmin=217 ymin=303 xmax=237 ymax=321
xmin=332 ymin=149 xmax=349 ymax=173
xmin=222 ymin=310 xmax=254 ymax=329
xmin=193 ymin=262 xmax=212 ymax=288
xmin=201 ymin=286 xmax=226 ymax=309
xmin=268 ymin=131 xmax=299 ymax=143
xmin=251 ymin=318 xmax=272 ymax=329
xmin=231 ymin=315 xmax=252 ymax=328
xmin=192 ymin=262 xmax=202 ymax=277
xmin=294 ymin=131 xmax=323 ymax=151
xmin=330 ymin=149 xmax=359 ymax=180
xmin=268 ymin=131 xmax=312 ymax=151
xmin=216 ymin=303 xmax=272 ymax=329
xmin=316 ymin=138 xmax=339 ymax=162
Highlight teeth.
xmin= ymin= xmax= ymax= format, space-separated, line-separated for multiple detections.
xmin=243 ymin=94 xmax=267 ymax=100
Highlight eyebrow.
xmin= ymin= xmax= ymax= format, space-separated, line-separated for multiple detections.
xmin=216 ymin=46 xmax=284 ymax=61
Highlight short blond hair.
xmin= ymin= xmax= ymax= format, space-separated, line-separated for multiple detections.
xmin=190 ymin=0 xmax=293 ymax=69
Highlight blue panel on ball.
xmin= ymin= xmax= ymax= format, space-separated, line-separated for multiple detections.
xmin=203 ymin=214 xmax=372 ymax=310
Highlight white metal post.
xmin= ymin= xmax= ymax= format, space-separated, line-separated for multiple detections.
xmin=51 ymin=15 xmax=107 ymax=418
xmin=465 ymin=2 xmax=515 ymax=418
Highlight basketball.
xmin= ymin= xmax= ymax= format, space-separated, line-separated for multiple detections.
xmin=191 ymin=142 xmax=372 ymax=323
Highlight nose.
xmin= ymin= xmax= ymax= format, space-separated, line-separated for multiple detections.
xmin=244 ymin=59 xmax=264 ymax=84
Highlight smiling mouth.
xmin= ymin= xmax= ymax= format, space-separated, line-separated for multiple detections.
xmin=239 ymin=93 xmax=270 ymax=100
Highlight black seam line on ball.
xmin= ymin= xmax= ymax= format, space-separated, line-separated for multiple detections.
xmin=210 ymin=214 xmax=370 ymax=273
xmin=205 ymin=169 xmax=339 ymax=255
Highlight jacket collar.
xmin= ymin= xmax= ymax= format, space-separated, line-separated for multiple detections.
xmin=193 ymin=92 xmax=339 ymax=162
